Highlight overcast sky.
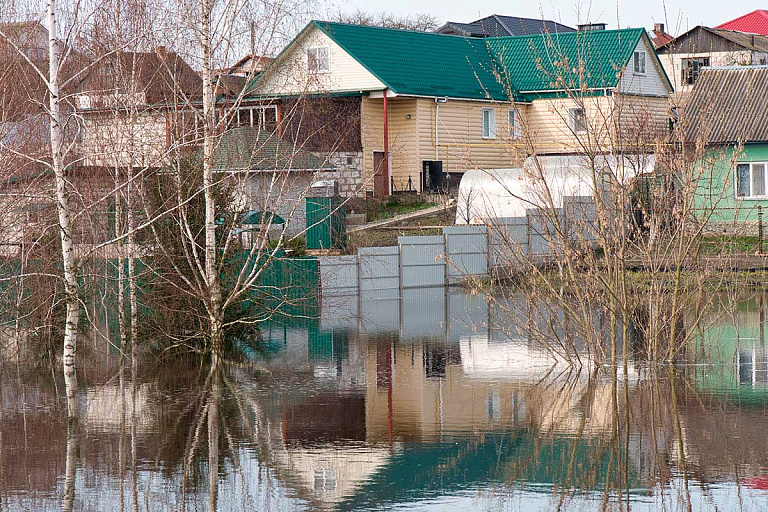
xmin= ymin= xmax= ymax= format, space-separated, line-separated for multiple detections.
xmin=328 ymin=0 xmax=756 ymax=36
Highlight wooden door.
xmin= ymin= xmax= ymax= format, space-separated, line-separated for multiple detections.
xmin=373 ymin=151 xmax=388 ymax=197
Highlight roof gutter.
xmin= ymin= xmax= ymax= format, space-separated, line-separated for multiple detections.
xmin=519 ymin=87 xmax=614 ymax=95
xmin=396 ymin=93 xmax=522 ymax=104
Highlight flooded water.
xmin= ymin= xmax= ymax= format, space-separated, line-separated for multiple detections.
xmin=4 ymin=288 xmax=768 ymax=510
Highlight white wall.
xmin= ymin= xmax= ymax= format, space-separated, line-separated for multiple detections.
xmin=619 ymin=37 xmax=671 ymax=97
xmin=256 ymin=26 xmax=385 ymax=96
xmin=659 ymin=50 xmax=767 ymax=94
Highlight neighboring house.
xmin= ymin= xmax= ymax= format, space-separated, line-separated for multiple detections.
xmin=0 ymin=21 xmax=49 ymax=61
xmin=227 ymin=54 xmax=274 ymax=76
xmin=650 ymin=22 xmax=674 ymax=48
xmin=214 ymin=55 xmax=275 ymax=98
xmin=247 ymin=21 xmax=672 ymax=195
xmin=77 ymin=48 xmax=202 ymax=168
xmin=212 ymin=127 xmax=336 ymax=236
xmin=656 ymin=27 xmax=768 ymax=95
xmin=716 ymin=10 xmax=768 ymax=35
xmin=686 ymin=66 xmax=768 ymax=232
xmin=436 ymin=15 xmax=575 ymax=37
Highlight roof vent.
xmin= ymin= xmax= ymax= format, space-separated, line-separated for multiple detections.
xmin=577 ymin=23 xmax=606 ymax=31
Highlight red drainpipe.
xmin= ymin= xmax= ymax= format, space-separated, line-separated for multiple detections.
xmin=383 ymin=90 xmax=390 ymax=195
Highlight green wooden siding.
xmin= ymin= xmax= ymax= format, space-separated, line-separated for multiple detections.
xmin=695 ymin=143 xmax=768 ymax=224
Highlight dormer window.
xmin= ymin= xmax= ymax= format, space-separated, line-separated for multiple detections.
xmin=307 ymin=47 xmax=330 ymax=73
xmin=633 ymin=51 xmax=646 ymax=75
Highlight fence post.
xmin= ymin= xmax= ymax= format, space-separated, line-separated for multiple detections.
xmin=759 ymin=205 xmax=764 ymax=255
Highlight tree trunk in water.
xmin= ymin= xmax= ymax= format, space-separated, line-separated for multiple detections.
xmin=128 ymin=177 xmax=139 ymax=367
xmin=200 ymin=0 xmax=223 ymax=360
xmin=62 ymin=418 xmax=78 ymax=512
xmin=208 ymin=363 xmax=221 ymax=511
xmin=48 ymin=0 xmax=80 ymax=417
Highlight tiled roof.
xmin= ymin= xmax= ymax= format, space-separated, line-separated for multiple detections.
xmin=312 ymin=22 xmax=512 ymax=101
xmin=437 ymin=15 xmax=575 ymax=37
xmin=486 ymin=28 xmax=647 ymax=96
xmin=212 ymin=127 xmax=335 ymax=171
xmin=716 ymin=10 xmax=768 ymax=35
xmin=683 ymin=66 xmax=768 ymax=143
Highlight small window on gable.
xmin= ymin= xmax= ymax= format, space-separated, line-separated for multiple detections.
xmin=482 ymin=108 xmax=496 ymax=139
xmin=508 ymin=109 xmax=521 ymax=140
xmin=307 ymin=47 xmax=330 ymax=73
xmin=569 ymin=108 xmax=586 ymax=134
xmin=633 ymin=51 xmax=646 ymax=75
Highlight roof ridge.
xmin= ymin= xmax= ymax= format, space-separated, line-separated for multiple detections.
xmin=485 ymin=26 xmax=644 ymax=42
xmin=491 ymin=14 xmax=567 ymax=25
xmin=312 ymin=20 xmax=465 ymax=39
xmin=716 ymin=9 xmax=768 ymax=29
xmin=491 ymin=14 xmax=515 ymax=36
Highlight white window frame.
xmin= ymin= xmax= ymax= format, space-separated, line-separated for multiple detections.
xmin=569 ymin=107 xmax=586 ymax=134
xmin=234 ymin=105 xmax=278 ymax=129
xmin=508 ymin=109 xmax=521 ymax=140
xmin=481 ymin=108 xmax=496 ymax=139
xmin=306 ymin=46 xmax=330 ymax=74
xmin=735 ymin=162 xmax=768 ymax=199
xmin=633 ymin=51 xmax=646 ymax=75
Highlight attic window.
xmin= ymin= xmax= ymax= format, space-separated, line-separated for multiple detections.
xmin=307 ymin=47 xmax=330 ymax=73
xmin=633 ymin=51 xmax=646 ymax=75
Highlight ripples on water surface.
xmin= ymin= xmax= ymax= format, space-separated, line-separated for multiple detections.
xmin=3 ymin=288 xmax=768 ymax=510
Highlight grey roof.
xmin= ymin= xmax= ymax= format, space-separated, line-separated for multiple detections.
xmin=712 ymin=28 xmax=768 ymax=51
xmin=212 ymin=127 xmax=336 ymax=172
xmin=658 ymin=26 xmax=768 ymax=52
xmin=436 ymin=15 xmax=575 ymax=38
xmin=684 ymin=66 xmax=768 ymax=143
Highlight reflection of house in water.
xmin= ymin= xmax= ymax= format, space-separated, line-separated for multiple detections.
xmin=261 ymin=288 xmax=652 ymax=508
xmin=693 ymin=294 xmax=768 ymax=401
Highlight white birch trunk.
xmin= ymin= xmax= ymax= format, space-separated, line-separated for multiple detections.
xmin=208 ymin=364 xmax=221 ymax=511
xmin=62 ymin=418 xmax=77 ymax=512
xmin=128 ymin=176 xmax=139 ymax=367
xmin=201 ymin=0 xmax=224 ymax=359
xmin=48 ymin=0 xmax=80 ymax=417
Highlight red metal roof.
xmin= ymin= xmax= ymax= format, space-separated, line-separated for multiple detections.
xmin=651 ymin=30 xmax=674 ymax=48
xmin=716 ymin=9 xmax=768 ymax=34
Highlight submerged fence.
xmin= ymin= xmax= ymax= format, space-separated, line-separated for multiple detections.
xmin=320 ymin=196 xmax=598 ymax=296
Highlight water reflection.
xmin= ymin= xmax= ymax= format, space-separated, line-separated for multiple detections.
xmin=3 ymin=289 xmax=768 ymax=510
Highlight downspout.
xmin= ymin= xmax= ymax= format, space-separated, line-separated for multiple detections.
xmin=383 ymin=90 xmax=390 ymax=194
xmin=434 ymin=98 xmax=440 ymax=160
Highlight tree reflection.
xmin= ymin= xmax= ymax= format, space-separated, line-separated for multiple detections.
xmin=62 ymin=417 xmax=78 ymax=512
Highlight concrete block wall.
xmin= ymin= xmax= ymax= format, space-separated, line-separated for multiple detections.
xmin=320 ymin=151 xmax=365 ymax=198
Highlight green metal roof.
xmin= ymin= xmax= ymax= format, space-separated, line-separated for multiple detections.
xmin=211 ymin=127 xmax=335 ymax=172
xmin=311 ymin=21 xmax=514 ymax=102
xmin=486 ymin=28 xmax=647 ymax=98
xmin=250 ymin=22 xmax=671 ymax=103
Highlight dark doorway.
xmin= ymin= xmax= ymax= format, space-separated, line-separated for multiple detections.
xmin=373 ymin=151 xmax=388 ymax=196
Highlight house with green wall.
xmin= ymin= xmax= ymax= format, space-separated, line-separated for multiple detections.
xmin=686 ymin=66 xmax=768 ymax=232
